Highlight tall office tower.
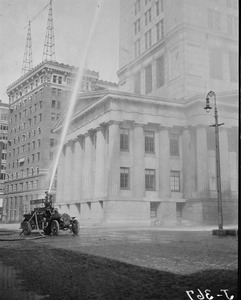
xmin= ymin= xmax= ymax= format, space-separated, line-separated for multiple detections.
xmin=118 ymin=0 xmax=238 ymax=100
xmin=3 ymin=61 xmax=116 ymax=222
xmin=0 ymin=102 xmax=8 ymax=221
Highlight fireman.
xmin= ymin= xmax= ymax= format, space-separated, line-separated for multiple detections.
xmin=44 ymin=191 xmax=53 ymax=208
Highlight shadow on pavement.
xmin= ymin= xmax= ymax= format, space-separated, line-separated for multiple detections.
xmin=0 ymin=242 xmax=238 ymax=300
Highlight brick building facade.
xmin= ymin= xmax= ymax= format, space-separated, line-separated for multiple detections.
xmin=0 ymin=102 xmax=8 ymax=220
xmin=3 ymin=61 xmax=117 ymax=222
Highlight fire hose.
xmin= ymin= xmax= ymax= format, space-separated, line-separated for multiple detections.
xmin=0 ymin=231 xmax=45 ymax=241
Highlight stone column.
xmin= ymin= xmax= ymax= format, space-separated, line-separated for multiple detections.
xmin=107 ymin=122 xmax=120 ymax=198
xmin=159 ymin=128 xmax=171 ymax=199
xmin=73 ymin=137 xmax=83 ymax=202
xmin=64 ymin=142 xmax=74 ymax=202
xmin=182 ymin=127 xmax=196 ymax=198
xmin=95 ymin=127 xmax=107 ymax=199
xmin=133 ymin=124 xmax=145 ymax=199
xmin=219 ymin=128 xmax=231 ymax=198
xmin=82 ymin=134 xmax=93 ymax=200
xmin=56 ymin=148 xmax=65 ymax=203
xmin=196 ymin=127 xmax=209 ymax=197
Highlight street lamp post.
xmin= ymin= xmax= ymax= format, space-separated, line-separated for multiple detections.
xmin=204 ymin=91 xmax=224 ymax=230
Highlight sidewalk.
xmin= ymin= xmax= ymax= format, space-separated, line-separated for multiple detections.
xmin=0 ymin=222 xmax=238 ymax=232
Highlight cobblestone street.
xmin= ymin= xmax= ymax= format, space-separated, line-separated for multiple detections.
xmin=0 ymin=225 xmax=238 ymax=299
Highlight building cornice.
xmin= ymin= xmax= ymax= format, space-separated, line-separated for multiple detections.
xmin=6 ymin=61 xmax=102 ymax=93
xmin=53 ymin=89 xmax=238 ymax=134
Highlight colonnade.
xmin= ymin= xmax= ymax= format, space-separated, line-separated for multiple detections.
xmin=56 ymin=122 xmax=236 ymax=210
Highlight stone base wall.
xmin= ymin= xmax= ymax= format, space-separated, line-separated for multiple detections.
xmin=56 ymin=200 xmax=178 ymax=225
xmin=56 ymin=198 xmax=238 ymax=226
xmin=182 ymin=198 xmax=238 ymax=225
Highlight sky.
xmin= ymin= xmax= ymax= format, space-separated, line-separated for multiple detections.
xmin=0 ymin=0 xmax=120 ymax=104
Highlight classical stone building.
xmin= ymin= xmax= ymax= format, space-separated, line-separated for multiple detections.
xmin=118 ymin=0 xmax=238 ymax=99
xmin=53 ymin=0 xmax=238 ymax=225
xmin=3 ymin=61 xmax=117 ymax=222
xmin=53 ymin=89 xmax=238 ymax=225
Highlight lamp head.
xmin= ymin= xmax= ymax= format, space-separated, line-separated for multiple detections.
xmin=204 ymin=96 xmax=212 ymax=113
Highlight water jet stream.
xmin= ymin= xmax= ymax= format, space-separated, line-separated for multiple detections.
xmin=48 ymin=0 xmax=103 ymax=194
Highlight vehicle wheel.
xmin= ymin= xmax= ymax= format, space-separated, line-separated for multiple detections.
xmin=22 ymin=221 xmax=32 ymax=235
xmin=72 ymin=219 xmax=80 ymax=234
xmin=51 ymin=220 xmax=59 ymax=236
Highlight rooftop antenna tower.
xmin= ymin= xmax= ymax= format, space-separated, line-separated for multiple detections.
xmin=21 ymin=21 xmax=33 ymax=76
xmin=42 ymin=0 xmax=56 ymax=61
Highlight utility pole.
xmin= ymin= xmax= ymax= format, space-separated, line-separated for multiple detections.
xmin=204 ymin=91 xmax=224 ymax=230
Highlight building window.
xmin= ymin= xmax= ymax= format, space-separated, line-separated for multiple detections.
xmin=150 ymin=202 xmax=159 ymax=218
xmin=171 ymin=171 xmax=181 ymax=191
xmin=52 ymin=88 xmax=57 ymax=96
xmin=37 ymin=152 xmax=40 ymax=161
xmin=145 ymin=169 xmax=156 ymax=191
xmin=170 ymin=134 xmax=179 ymax=156
xmin=134 ymin=0 xmax=140 ymax=15
xmin=52 ymin=100 xmax=56 ymax=108
xmin=50 ymin=152 xmax=54 ymax=160
xmin=156 ymin=55 xmax=165 ymax=88
xmin=145 ymin=29 xmax=152 ymax=50
xmin=134 ymin=71 xmax=141 ymax=94
xmin=120 ymin=129 xmax=129 ymax=151
xmin=50 ymin=139 xmax=55 ymax=147
xmin=145 ymin=131 xmax=155 ymax=153
xmin=57 ymin=101 xmax=61 ymax=109
xmin=134 ymin=18 xmax=140 ymax=35
xmin=209 ymin=48 xmax=223 ymax=80
xmin=58 ymin=76 xmax=62 ymax=84
xmin=39 ymin=114 xmax=42 ymax=122
xmin=51 ymin=113 xmax=55 ymax=121
xmin=156 ymin=0 xmax=163 ymax=16
xmin=120 ymin=167 xmax=129 ymax=189
xmin=156 ymin=19 xmax=164 ymax=41
xmin=145 ymin=8 xmax=151 ymax=26
xmin=53 ymin=75 xmax=57 ymax=83
xmin=37 ymin=139 xmax=41 ymax=148
xmin=134 ymin=38 xmax=141 ymax=58
xmin=145 ymin=64 xmax=152 ymax=94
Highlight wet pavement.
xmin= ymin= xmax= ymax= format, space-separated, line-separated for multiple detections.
xmin=0 ymin=261 xmax=46 ymax=300
xmin=0 ymin=223 xmax=238 ymax=299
